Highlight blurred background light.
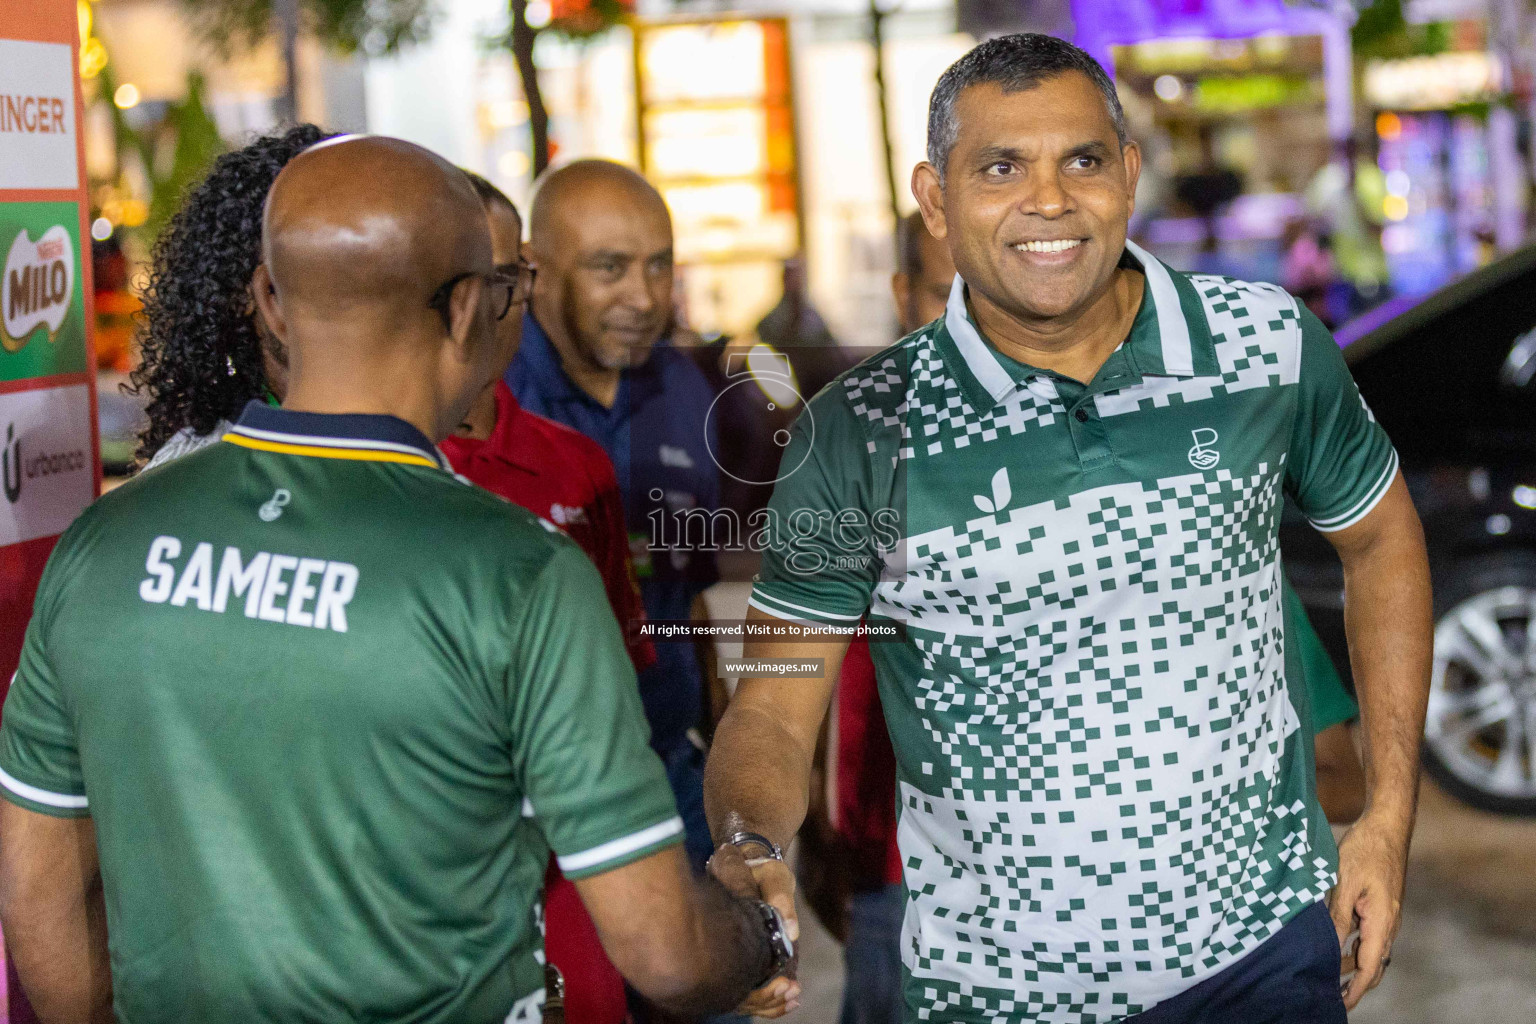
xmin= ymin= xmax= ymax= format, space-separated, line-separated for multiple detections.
xmin=1153 ymin=75 xmax=1183 ymax=102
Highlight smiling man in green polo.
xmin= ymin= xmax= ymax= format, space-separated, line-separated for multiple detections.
xmin=706 ymin=34 xmax=1432 ymax=1024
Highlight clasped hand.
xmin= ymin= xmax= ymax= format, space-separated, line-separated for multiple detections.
xmin=707 ymin=844 xmax=803 ymax=1018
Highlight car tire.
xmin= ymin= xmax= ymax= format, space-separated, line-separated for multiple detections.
xmin=1422 ymin=551 xmax=1536 ymax=816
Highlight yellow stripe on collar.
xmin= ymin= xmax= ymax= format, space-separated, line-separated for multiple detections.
xmin=223 ymin=433 xmax=437 ymax=467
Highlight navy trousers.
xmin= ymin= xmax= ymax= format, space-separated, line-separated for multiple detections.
xmin=1123 ymin=902 xmax=1347 ymax=1024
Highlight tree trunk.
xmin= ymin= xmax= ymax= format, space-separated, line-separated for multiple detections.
xmin=868 ymin=0 xmax=901 ymax=252
xmin=273 ymin=0 xmax=301 ymax=124
xmin=510 ymin=0 xmax=550 ymax=176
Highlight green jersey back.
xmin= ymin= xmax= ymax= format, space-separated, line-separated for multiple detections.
xmin=0 ymin=405 xmax=682 ymax=1024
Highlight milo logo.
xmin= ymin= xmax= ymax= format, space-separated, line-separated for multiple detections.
xmin=2 ymin=225 xmax=74 ymax=353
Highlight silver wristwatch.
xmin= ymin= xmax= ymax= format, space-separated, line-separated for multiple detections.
xmin=751 ymin=898 xmax=797 ymax=986
xmin=724 ymin=829 xmax=784 ymax=862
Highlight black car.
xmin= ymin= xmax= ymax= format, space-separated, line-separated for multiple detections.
xmin=1282 ymin=244 xmax=1536 ymax=815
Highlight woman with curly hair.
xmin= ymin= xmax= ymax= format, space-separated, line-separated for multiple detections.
xmin=131 ymin=123 xmax=335 ymax=467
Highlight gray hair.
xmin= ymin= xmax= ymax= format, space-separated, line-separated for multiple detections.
xmin=926 ymin=34 xmax=1128 ymax=180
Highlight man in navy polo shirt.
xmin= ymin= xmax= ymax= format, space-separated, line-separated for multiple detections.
xmin=509 ymin=159 xmax=720 ymax=872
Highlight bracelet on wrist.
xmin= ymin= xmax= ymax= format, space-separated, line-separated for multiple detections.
xmin=722 ymin=830 xmax=784 ymax=862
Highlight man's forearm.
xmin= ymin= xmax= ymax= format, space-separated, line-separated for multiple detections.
xmin=703 ymin=616 xmax=847 ymax=849
xmin=578 ymin=843 xmax=776 ymax=1015
xmin=1336 ymin=482 xmax=1433 ymax=829
xmin=0 ymin=807 xmax=112 ymax=1024
xmin=705 ymin=699 xmax=817 ymax=849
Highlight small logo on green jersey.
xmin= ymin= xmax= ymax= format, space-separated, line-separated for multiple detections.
xmin=1187 ymin=428 xmax=1220 ymax=471
xmin=259 ymin=488 xmax=291 ymax=522
xmin=973 ymin=467 xmax=1011 ymax=515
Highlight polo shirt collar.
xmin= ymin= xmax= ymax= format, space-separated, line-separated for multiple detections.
xmin=230 ymin=401 xmax=447 ymax=470
xmin=483 ymin=380 xmax=542 ymax=474
xmin=521 ymin=310 xmax=668 ymax=411
xmin=939 ymin=239 xmax=1217 ymax=409
xmin=518 ymin=311 xmax=577 ymax=401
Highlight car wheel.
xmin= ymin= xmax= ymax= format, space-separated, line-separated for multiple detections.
xmin=1423 ymin=553 xmax=1536 ymax=816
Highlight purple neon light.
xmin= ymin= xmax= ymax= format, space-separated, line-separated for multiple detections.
xmin=1071 ymin=0 xmax=1339 ymax=74
xmin=1333 ymin=294 xmax=1421 ymax=349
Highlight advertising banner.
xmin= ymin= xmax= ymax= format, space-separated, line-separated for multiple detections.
xmin=0 ymin=8 xmax=99 ymax=728
xmin=0 ymin=384 xmax=95 ymax=547
xmin=0 ymin=38 xmax=80 ymax=191
xmin=1 ymin=4 xmax=99 ymax=1017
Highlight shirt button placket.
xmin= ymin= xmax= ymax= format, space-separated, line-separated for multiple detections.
xmin=1068 ymin=402 xmax=1113 ymax=469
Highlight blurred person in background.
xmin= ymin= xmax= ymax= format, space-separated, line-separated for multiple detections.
xmin=130 ymin=124 xmax=336 ymax=468
xmin=690 ymin=256 xmax=855 ymax=527
xmin=757 ymin=257 xmax=839 ymax=353
xmin=1280 ymin=218 xmax=1337 ymax=327
xmin=754 ymin=258 xmax=856 ymax=406
xmin=442 ymin=172 xmax=655 ymax=1024
xmin=1173 ymin=125 xmax=1245 ymax=278
xmin=510 ymin=160 xmax=723 ymax=881
xmin=1305 ymin=137 xmax=1390 ymax=318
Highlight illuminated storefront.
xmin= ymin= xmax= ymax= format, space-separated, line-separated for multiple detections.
xmin=1365 ymin=45 xmax=1523 ymax=295
xmin=1074 ymin=0 xmax=1352 ymax=282
xmin=632 ymin=17 xmax=801 ymax=336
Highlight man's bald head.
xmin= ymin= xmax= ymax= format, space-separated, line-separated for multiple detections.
xmin=526 ymin=160 xmax=675 ymax=376
xmin=263 ymin=136 xmax=491 ymax=319
xmin=529 ymin=159 xmax=668 ymax=244
xmin=253 ymin=136 xmax=508 ymax=443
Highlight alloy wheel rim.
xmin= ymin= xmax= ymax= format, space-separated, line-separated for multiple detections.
xmin=1427 ymin=585 xmax=1536 ymax=800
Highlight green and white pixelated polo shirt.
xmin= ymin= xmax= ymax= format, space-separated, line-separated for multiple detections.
xmin=0 ymin=403 xmax=681 ymax=1024
xmin=752 ymin=242 xmax=1396 ymax=1023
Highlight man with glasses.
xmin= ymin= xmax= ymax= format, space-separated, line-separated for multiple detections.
xmin=442 ymin=174 xmax=652 ymax=671
xmin=0 ymin=137 xmax=793 ymax=1023
xmin=441 ymin=172 xmax=656 ymax=1024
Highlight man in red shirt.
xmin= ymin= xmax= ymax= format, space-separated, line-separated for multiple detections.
xmin=440 ymin=172 xmax=653 ymax=1024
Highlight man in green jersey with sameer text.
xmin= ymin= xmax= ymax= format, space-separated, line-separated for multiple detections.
xmin=0 ymin=137 xmax=790 ymax=1023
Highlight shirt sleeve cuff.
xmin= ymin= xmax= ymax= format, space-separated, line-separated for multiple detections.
xmin=0 ymin=764 xmax=89 ymax=818
xmin=1307 ymin=448 xmax=1399 ymax=533
xmin=555 ymin=816 xmax=686 ymax=879
xmin=748 ymin=587 xmax=866 ymax=625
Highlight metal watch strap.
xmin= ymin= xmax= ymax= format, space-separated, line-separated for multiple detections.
xmin=724 ymin=830 xmax=783 ymax=861
xmin=751 ymin=899 xmax=796 ymax=987
xmin=541 ymin=963 xmax=565 ymax=1024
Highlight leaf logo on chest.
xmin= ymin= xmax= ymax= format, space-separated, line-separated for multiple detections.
xmin=973 ymin=467 xmax=1012 ymax=515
